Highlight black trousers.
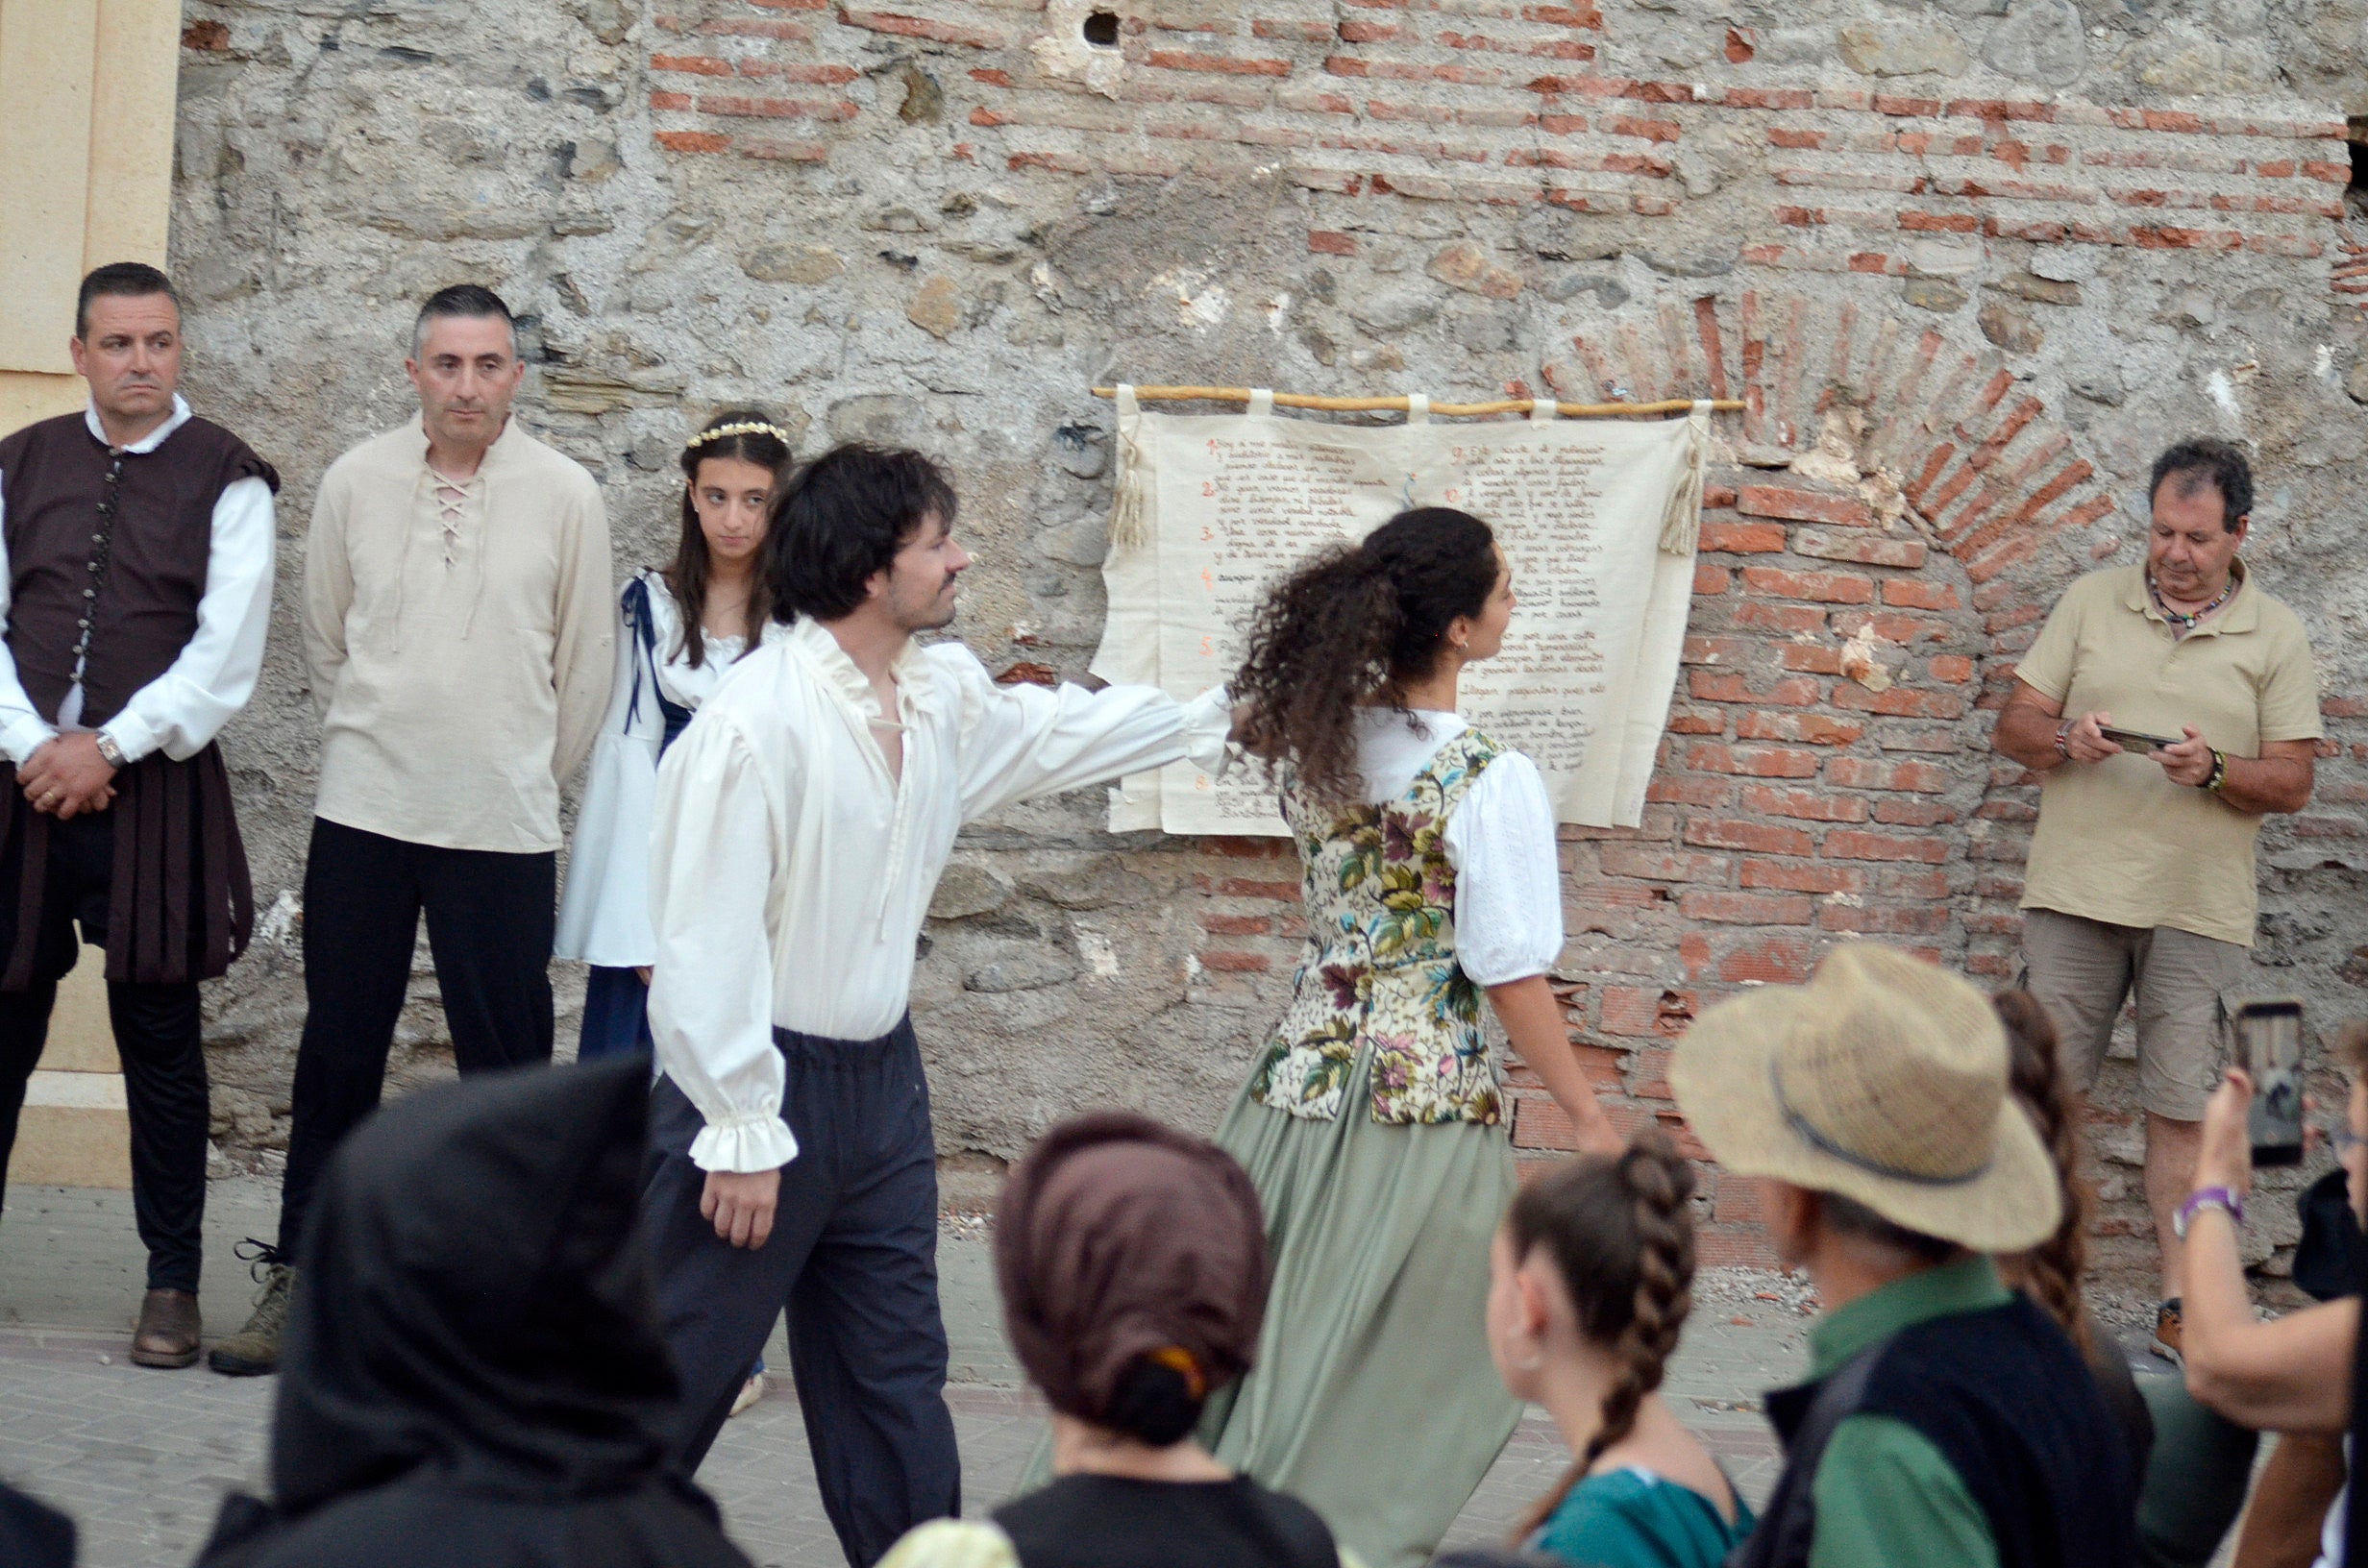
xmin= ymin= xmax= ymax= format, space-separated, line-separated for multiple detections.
xmin=0 ymin=812 xmax=207 ymax=1291
xmin=644 ymin=1019 xmax=958 ymax=1568
xmin=276 ymin=818 xmax=555 ymax=1256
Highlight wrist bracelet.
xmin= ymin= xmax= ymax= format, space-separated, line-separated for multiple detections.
xmin=2202 ymin=747 xmax=2228 ymax=794
xmin=2174 ymin=1185 xmax=2245 ymax=1237
xmin=2054 ymin=723 xmax=2072 ymax=763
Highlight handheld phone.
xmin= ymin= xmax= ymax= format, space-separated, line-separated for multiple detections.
xmin=2097 ymin=725 xmax=2183 ymax=754
xmin=2236 ymin=996 xmax=2306 ymax=1167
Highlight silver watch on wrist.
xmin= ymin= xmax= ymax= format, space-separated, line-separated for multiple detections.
xmin=93 ymin=733 xmax=126 ymax=771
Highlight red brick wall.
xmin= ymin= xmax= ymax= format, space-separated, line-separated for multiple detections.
xmin=637 ymin=0 xmax=2361 ymax=1275
xmin=647 ymin=0 xmax=2342 ymax=262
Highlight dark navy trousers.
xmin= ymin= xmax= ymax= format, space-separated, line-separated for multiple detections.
xmin=644 ymin=1017 xmax=957 ymax=1568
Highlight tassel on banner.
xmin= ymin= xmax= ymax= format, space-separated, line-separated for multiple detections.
xmin=1657 ymin=400 xmax=1713 ymax=556
xmin=1106 ymin=384 xmax=1151 ymax=553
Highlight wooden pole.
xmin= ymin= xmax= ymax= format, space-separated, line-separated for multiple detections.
xmin=1090 ymin=385 xmax=1744 ymax=418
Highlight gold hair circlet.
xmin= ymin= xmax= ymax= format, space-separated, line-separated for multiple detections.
xmin=685 ymin=420 xmax=792 ymax=451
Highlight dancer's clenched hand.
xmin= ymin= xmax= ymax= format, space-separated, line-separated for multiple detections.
xmin=703 ymin=1167 xmax=781 ymax=1248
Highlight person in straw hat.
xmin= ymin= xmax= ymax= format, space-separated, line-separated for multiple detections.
xmin=1669 ymin=943 xmax=2138 ymax=1568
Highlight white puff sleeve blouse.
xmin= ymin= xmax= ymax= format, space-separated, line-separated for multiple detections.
xmin=1353 ymin=708 xmax=1564 ymax=987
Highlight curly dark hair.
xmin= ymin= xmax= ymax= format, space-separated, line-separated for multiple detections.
xmin=2149 ymin=438 xmax=2253 ymax=531
xmin=1231 ymin=507 xmax=1500 ymax=806
xmin=768 ymin=442 xmax=959 ymax=623
xmin=1506 ymin=1132 xmax=1699 ymax=1545
xmin=1992 ymin=990 xmax=2095 ymax=1357
xmin=666 ymin=408 xmax=795 ymax=670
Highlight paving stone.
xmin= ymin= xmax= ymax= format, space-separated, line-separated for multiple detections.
xmin=0 ymin=1183 xmax=2160 ymax=1568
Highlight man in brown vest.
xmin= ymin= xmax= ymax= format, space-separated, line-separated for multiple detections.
xmin=0 ymin=263 xmax=274 ymax=1366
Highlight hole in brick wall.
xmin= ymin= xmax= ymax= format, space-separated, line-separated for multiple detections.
xmin=2349 ymin=115 xmax=2368 ymax=217
xmin=1082 ymin=11 xmax=1120 ymax=46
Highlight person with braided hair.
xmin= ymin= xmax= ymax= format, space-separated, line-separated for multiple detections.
xmin=1483 ymin=1133 xmax=1752 ymax=1568
xmin=1991 ymin=990 xmax=2155 ymax=1477
xmin=1191 ymin=506 xmax=1620 ymax=1568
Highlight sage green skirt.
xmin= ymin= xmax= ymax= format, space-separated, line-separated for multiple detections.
xmin=1196 ymin=1047 xmax=1522 ymax=1568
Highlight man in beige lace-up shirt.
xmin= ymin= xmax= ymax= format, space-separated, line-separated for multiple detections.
xmin=210 ymin=284 xmax=613 ymax=1377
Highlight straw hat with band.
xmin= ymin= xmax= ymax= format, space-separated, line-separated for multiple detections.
xmin=1668 ymin=943 xmax=2061 ymax=1254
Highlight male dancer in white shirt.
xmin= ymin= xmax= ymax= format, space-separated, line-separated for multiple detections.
xmin=644 ymin=443 xmax=1228 ymax=1565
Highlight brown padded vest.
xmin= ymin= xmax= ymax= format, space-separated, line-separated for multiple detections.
xmin=0 ymin=411 xmax=279 ymax=727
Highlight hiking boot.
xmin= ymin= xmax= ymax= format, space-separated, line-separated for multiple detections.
xmin=2150 ymin=1298 xmax=2183 ymax=1367
xmin=129 ymin=1288 xmax=201 ymax=1369
xmin=209 ymin=1240 xmax=294 ymax=1377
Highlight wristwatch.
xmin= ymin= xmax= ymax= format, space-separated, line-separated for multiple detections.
xmin=2053 ymin=722 xmax=2073 ymax=762
xmin=2174 ymin=1185 xmax=2245 ymax=1237
xmin=93 ymin=732 xmax=126 ymax=771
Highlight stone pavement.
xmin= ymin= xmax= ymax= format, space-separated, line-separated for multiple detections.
xmin=0 ymin=1178 xmax=2161 ymax=1567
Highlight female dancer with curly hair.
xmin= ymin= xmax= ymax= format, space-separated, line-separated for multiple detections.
xmin=1199 ymin=506 xmax=1621 ymax=1568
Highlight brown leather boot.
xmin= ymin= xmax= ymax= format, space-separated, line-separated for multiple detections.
xmin=130 ymin=1288 xmax=202 ymax=1368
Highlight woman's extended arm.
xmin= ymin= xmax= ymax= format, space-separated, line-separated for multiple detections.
xmin=2181 ymin=1069 xmax=2359 ymax=1433
xmin=1487 ymin=974 xmax=1621 ymax=1156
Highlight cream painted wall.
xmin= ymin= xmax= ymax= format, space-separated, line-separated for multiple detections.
xmin=0 ymin=0 xmax=182 ymax=431
xmin=0 ymin=0 xmax=183 ymax=1187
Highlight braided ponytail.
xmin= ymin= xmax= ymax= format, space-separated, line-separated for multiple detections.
xmin=1992 ymin=990 xmax=2093 ymax=1357
xmin=1505 ymin=1132 xmax=1700 ymax=1545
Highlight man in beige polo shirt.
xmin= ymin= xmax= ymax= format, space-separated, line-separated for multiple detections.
xmin=1993 ymin=437 xmax=2318 ymax=1364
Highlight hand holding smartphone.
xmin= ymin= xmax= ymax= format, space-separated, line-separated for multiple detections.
xmin=2236 ymin=996 xmax=2306 ymax=1167
xmin=2097 ymin=724 xmax=2184 ymax=754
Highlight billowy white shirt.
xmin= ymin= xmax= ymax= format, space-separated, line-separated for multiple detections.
xmin=0 ymin=396 xmax=275 ymax=764
xmin=647 ymin=614 xmax=1231 ymax=1173
xmin=554 ymin=569 xmax=788 ymax=968
xmin=1345 ymin=707 xmax=1563 ymax=988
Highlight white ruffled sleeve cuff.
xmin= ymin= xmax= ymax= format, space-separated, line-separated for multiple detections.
xmin=688 ymin=1115 xmax=802 ymax=1175
xmin=1177 ymin=684 xmax=1234 ymax=776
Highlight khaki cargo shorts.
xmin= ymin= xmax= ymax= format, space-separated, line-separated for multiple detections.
xmin=2018 ymin=907 xmax=2252 ymax=1123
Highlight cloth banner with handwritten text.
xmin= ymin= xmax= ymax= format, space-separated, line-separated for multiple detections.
xmin=1092 ymin=389 xmax=1709 ymax=834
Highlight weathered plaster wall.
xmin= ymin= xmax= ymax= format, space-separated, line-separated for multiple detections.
xmin=169 ymin=0 xmax=2368 ymax=1277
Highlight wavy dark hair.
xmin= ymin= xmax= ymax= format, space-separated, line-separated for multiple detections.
xmin=667 ymin=409 xmax=794 ymax=669
xmin=1232 ymin=507 xmax=1501 ymax=806
xmin=2149 ymin=437 xmax=2253 ymax=531
xmin=1993 ymin=989 xmax=2094 ymax=1357
xmin=769 ymin=442 xmax=959 ymax=623
xmin=1506 ymin=1132 xmax=1698 ymax=1545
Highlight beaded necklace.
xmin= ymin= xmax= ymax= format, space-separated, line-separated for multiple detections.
xmin=2149 ymin=572 xmax=2236 ymax=630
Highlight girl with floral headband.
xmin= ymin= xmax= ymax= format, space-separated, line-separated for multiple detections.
xmin=555 ymin=408 xmax=795 ymax=1066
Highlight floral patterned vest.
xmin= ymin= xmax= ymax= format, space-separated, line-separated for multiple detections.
xmin=1248 ymin=726 xmax=1507 ymax=1125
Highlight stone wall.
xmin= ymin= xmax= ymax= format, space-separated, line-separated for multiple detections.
xmin=170 ymin=0 xmax=2368 ymax=1280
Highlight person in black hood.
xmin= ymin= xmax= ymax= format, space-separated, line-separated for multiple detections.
xmin=192 ymin=1053 xmax=752 ymax=1568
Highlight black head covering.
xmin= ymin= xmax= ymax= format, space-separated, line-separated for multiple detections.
xmin=0 ymin=1479 xmax=73 ymax=1568
xmin=195 ymin=1056 xmax=749 ymax=1568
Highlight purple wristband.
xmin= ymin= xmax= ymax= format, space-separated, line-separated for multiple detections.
xmin=2174 ymin=1186 xmax=2244 ymax=1238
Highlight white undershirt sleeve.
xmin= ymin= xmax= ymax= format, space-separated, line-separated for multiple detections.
xmin=0 ymin=482 xmax=58 ymax=764
xmin=1443 ymin=750 xmax=1566 ymax=987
